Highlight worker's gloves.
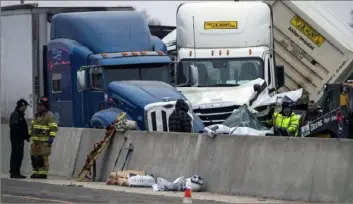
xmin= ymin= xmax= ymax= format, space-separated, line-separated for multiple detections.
xmin=48 ymin=137 xmax=54 ymax=145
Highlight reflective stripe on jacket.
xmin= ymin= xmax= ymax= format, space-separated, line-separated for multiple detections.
xmin=272 ymin=112 xmax=300 ymax=136
xmin=29 ymin=111 xmax=58 ymax=142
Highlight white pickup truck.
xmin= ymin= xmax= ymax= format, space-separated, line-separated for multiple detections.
xmin=164 ymin=0 xmax=353 ymax=103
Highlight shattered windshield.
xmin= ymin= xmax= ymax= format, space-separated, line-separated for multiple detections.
xmin=222 ymin=105 xmax=268 ymax=131
xmin=105 ymin=63 xmax=172 ymax=85
xmin=176 ymin=58 xmax=264 ymax=87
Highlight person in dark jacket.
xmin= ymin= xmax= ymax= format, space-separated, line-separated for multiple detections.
xmin=9 ymin=99 xmax=30 ymax=178
xmin=168 ymin=99 xmax=192 ymax=132
xmin=300 ymin=100 xmax=320 ymax=126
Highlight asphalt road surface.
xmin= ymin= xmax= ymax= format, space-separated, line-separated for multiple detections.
xmin=1 ymin=178 xmax=228 ymax=203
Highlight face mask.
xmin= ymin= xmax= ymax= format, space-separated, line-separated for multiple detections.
xmin=282 ymin=108 xmax=291 ymax=116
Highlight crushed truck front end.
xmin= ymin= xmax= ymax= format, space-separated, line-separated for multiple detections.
xmin=173 ymin=1 xmax=282 ymax=126
xmin=177 ymin=47 xmax=269 ymax=126
xmin=84 ymin=51 xmax=204 ymax=132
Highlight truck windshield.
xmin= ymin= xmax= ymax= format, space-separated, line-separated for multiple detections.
xmin=104 ymin=63 xmax=172 ymax=85
xmin=176 ymin=58 xmax=264 ymax=87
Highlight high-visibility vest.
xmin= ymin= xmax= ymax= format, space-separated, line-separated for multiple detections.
xmin=272 ymin=112 xmax=300 ymax=136
xmin=29 ymin=111 xmax=58 ymax=142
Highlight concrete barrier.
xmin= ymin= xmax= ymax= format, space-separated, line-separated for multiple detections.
xmin=98 ymin=132 xmax=130 ymax=182
xmin=1 ymin=125 xmax=83 ymax=178
xmin=48 ymin=127 xmax=83 ymax=178
xmin=73 ymin=128 xmax=127 ymax=181
xmin=2 ymin=124 xmax=353 ymax=203
xmin=112 ymin=131 xmax=353 ymax=203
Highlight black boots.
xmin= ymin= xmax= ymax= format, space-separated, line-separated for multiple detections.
xmin=30 ymin=174 xmax=47 ymax=179
xmin=10 ymin=174 xmax=26 ymax=179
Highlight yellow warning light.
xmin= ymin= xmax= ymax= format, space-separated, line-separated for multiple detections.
xmin=211 ymin=50 xmax=214 ymax=56
xmin=189 ymin=50 xmax=193 ymax=57
xmin=122 ymin=52 xmax=128 ymax=56
xmin=249 ymin=49 xmax=252 ymax=55
xmin=219 ymin=50 xmax=222 ymax=56
xmin=226 ymin=50 xmax=230 ymax=56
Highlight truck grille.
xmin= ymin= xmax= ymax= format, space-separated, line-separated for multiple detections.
xmin=193 ymin=105 xmax=239 ymax=127
xmin=144 ymin=101 xmax=176 ymax=132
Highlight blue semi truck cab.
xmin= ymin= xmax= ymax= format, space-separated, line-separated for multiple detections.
xmin=46 ymin=10 xmax=204 ymax=131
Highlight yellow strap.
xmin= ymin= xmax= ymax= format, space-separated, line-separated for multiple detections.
xmin=31 ymin=136 xmax=50 ymax=142
xmin=33 ymin=125 xmax=50 ymax=130
xmin=38 ymin=170 xmax=48 ymax=175
xmin=49 ymin=122 xmax=58 ymax=128
xmin=49 ymin=132 xmax=56 ymax=137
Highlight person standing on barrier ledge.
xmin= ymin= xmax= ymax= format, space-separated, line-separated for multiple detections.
xmin=168 ymin=99 xmax=192 ymax=132
xmin=9 ymin=99 xmax=30 ymax=179
xmin=29 ymin=96 xmax=58 ymax=179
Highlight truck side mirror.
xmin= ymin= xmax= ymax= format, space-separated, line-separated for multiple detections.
xmin=253 ymin=84 xmax=262 ymax=92
xmin=77 ymin=70 xmax=87 ymax=92
xmin=275 ymin=65 xmax=285 ymax=88
xmin=253 ymin=81 xmax=267 ymax=93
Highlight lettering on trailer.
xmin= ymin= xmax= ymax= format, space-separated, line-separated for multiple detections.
xmin=279 ymin=40 xmax=304 ymax=61
xmin=290 ymin=15 xmax=326 ymax=47
xmin=204 ymin=21 xmax=238 ymax=30
xmin=288 ymin=27 xmax=315 ymax=50
xmin=304 ymin=114 xmax=337 ymax=136
xmin=301 ymin=124 xmax=310 ymax=137
xmin=52 ymin=49 xmax=63 ymax=61
xmin=279 ymin=39 xmax=318 ymax=66
xmin=310 ymin=119 xmax=323 ymax=132
xmin=288 ymin=15 xmax=326 ymax=50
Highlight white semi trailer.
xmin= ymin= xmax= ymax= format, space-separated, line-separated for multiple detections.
xmin=164 ymin=0 xmax=353 ymax=103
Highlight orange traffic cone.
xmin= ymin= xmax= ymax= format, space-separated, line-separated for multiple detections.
xmin=183 ymin=187 xmax=192 ymax=203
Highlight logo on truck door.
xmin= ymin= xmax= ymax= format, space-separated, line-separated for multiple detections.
xmin=204 ymin=21 xmax=238 ymax=30
xmin=289 ymin=15 xmax=325 ymax=47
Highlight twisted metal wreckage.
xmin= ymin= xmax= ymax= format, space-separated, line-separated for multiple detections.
xmin=75 ymin=79 xmax=308 ymax=182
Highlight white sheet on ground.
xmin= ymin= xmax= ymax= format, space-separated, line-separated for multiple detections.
xmin=128 ymin=174 xmax=156 ymax=187
xmin=152 ymin=175 xmax=204 ymax=192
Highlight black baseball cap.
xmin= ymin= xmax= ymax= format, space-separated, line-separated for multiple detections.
xmin=16 ymin=99 xmax=29 ymax=108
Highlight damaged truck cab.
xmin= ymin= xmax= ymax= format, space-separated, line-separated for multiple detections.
xmin=168 ymin=2 xmax=285 ymax=126
xmin=48 ymin=11 xmax=204 ymax=131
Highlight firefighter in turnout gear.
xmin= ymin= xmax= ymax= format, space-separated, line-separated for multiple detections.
xmin=29 ymin=97 xmax=58 ymax=179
